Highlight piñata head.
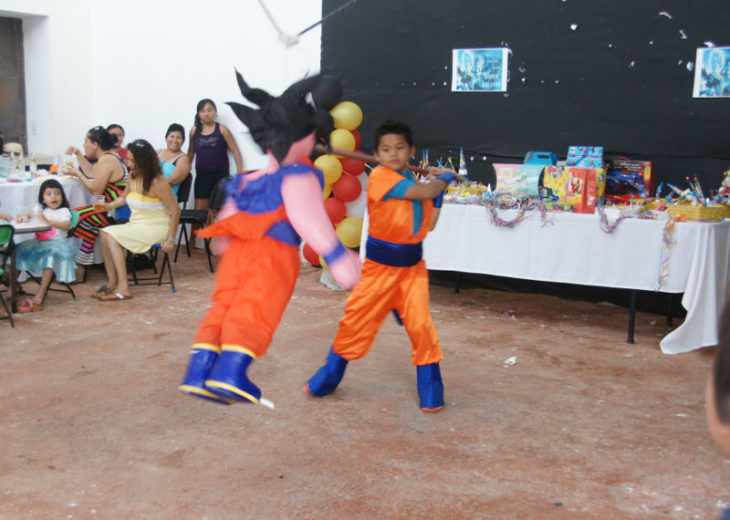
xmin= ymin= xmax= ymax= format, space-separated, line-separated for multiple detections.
xmin=226 ymin=70 xmax=337 ymax=163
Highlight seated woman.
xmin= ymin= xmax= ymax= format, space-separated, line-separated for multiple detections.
xmin=95 ymin=139 xmax=180 ymax=301
xmin=64 ymin=126 xmax=129 ymax=267
xmin=157 ymin=123 xmax=191 ymax=198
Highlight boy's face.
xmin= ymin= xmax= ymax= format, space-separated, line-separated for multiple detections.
xmin=706 ymin=375 xmax=730 ymax=455
xmin=374 ymin=133 xmax=415 ymax=172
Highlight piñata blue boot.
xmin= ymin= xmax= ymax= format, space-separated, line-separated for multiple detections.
xmin=179 ymin=345 xmax=233 ymax=405
xmin=204 ymin=346 xmax=262 ymax=404
xmin=417 ymin=363 xmax=444 ymax=412
xmin=306 ymin=348 xmax=348 ymax=397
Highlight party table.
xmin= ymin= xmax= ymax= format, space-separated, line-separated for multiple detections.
xmin=361 ymin=204 xmax=730 ymax=354
xmin=0 ymin=175 xmax=90 ymax=219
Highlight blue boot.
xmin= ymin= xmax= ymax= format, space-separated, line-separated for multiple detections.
xmin=179 ymin=345 xmax=233 ymax=405
xmin=306 ymin=348 xmax=348 ymax=397
xmin=417 ymin=363 xmax=444 ymax=412
xmin=204 ymin=346 xmax=262 ymax=404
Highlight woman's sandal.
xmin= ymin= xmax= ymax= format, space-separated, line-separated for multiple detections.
xmin=18 ymin=298 xmax=43 ymax=313
xmin=91 ymin=285 xmax=115 ymax=299
xmin=99 ymin=289 xmax=133 ymax=301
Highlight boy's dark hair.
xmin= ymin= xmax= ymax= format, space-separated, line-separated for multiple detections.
xmin=127 ymin=139 xmax=162 ymax=193
xmin=38 ymin=178 xmax=70 ymax=209
xmin=166 ymin=123 xmax=186 ymax=143
xmin=373 ymin=119 xmax=413 ymax=149
xmin=713 ymin=302 xmax=730 ymax=423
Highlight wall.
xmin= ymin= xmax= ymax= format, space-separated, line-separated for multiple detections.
xmin=322 ymin=0 xmax=730 ymax=189
xmin=0 ymin=0 xmax=322 ymax=170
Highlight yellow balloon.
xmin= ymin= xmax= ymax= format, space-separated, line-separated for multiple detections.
xmin=329 ymin=129 xmax=356 ymax=157
xmin=314 ymin=154 xmax=343 ymax=185
xmin=323 ymin=184 xmax=332 ymax=199
xmin=330 ymin=101 xmax=363 ymax=131
xmin=335 ymin=216 xmax=363 ymax=248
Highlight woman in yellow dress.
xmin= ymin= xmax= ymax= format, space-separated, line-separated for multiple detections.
xmin=96 ymin=139 xmax=180 ymax=301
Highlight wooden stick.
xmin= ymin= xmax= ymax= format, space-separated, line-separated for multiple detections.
xmin=314 ymin=144 xmax=430 ymax=174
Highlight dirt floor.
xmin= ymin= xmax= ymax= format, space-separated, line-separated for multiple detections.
xmin=0 ymin=250 xmax=727 ymax=520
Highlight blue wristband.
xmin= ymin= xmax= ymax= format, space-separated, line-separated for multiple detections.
xmin=433 ymin=191 xmax=444 ymax=208
xmin=323 ymin=242 xmax=347 ymax=266
xmin=437 ymin=172 xmax=456 ymax=185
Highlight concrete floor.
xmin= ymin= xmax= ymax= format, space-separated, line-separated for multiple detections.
xmin=0 ymin=250 xmax=727 ymax=520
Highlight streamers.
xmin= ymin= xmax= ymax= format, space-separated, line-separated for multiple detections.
xmin=657 ymin=220 xmax=676 ymax=289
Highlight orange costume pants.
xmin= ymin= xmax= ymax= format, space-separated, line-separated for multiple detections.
xmin=194 ymin=236 xmax=300 ymax=358
xmin=333 ymin=258 xmax=443 ymax=366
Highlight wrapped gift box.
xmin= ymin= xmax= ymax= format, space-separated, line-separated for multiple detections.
xmin=566 ymin=146 xmax=604 ymax=169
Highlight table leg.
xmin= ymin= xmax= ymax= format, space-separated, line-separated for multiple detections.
xmin=627 ymin=289 xmax=637 ymax=344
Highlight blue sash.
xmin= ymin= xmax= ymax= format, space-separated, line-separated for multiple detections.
xmin=366 ymin=236 xmax=422 ymax=267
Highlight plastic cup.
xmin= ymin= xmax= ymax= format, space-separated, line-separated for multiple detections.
xmin=93 ymin=195 xmax=106 ymax=213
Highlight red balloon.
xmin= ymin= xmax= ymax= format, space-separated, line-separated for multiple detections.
xmin=351 ymin=129 xmax=362 ymax=149
xmin=303 ymin=243 xmax=320 ymax=265
xmin=332 ymin=173 xmax=362 ymax=203
xmin=340 ymin=156 xmax=366 ymax=176
xmin=324 ymin=197 xmax=346 ymax=224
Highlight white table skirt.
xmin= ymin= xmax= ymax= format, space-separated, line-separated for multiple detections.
xmin=360 ymin=204 xmax=730 ymax=355
xmin=0 ymin=175 xmax=91 ymax=217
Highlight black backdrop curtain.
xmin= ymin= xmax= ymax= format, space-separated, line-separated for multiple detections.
xmin=321 ymin=0 xmax=730 ymax=190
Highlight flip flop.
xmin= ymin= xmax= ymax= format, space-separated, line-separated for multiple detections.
xmin=91 ymin=285 xmax=115 ymax=299
xmin=18 ymin=298 xmax=43 ymax=313
xmin=99 ymin=289 xmax=133 ymax=301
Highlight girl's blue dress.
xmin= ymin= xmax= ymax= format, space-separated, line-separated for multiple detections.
xmin=15 ymin=207 xmax=79 ymax=283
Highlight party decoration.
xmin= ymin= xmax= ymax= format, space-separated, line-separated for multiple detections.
xmin=329 ymin=128 xmax=356 ymax=154
xmin=311 ymin=74 xmax=343 ymax=110
xmin=314 ymin=154 xmax=343 ymax=185
xmin=332 ymin=172 xmax=362 ymax=202
xmin=335 ymin=216 xmax=363 ymax=248
xmin=324 ymin=197 xmax=346 ymax=224
xmin=323 ymin=184 xmax=332 ymax=199
xmin=351 ymin=129 xmax=362 ymax=149
xmin=330 ymin=101 xmax=363 ymax=131
xmin=458 ymin=147 xmax=468 ymax=178
xmin=303 ymin=243 xmax=320 ymax=265
xmin=340 ymin=157 xmax=366 ymax=176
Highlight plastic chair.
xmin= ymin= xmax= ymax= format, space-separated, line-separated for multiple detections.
xmin=174 ymin=175 xmax=231 ymax=273
xmin=0 ymin=225 xmax=15 ymax=327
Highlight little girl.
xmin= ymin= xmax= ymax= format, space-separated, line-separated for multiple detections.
xmin=15 ymin=179 xmax=78 ymax=312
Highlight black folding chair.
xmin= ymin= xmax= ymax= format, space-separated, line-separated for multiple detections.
xmin=174 ymin=175 xmax=231 ymax=273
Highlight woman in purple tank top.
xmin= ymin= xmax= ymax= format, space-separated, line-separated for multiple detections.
xmin=187 ymin=99 xmax=243 ymax=213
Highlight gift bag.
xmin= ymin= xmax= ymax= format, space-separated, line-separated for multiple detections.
xmin=566 ymin=168 xmax=603 ymax=213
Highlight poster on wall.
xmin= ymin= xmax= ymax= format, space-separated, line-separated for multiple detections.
xmin=693 ymin=47 xmax=730 ymax=98
xmin=452 ymin=48 xmax=509 ymax=92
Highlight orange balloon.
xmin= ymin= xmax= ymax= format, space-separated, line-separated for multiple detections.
xmin=332 ymin=173 xmax=362 ymax=202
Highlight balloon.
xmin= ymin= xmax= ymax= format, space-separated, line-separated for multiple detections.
xmin=345 ymin=173 xmax=368 ymax=217
xmin=332 ymin=173 xmax=362 ymax=202
xmin=329 ymin=129 xmax=356 ymax=155
xmin=336 ymin=216 xmax=364 ymax=248
xmin=351 ymin=129 xmax=362 ymax=149
xmin=311 ymin=74 xmax=342 ymax=111
xmin=324 ymin=197 xmax=346 ymax=224
xmin=323 ymin=184 xmax=332 ymax=199
xmin=314 ymin=154 xmax=342 ymax=185
xmin=340 ymin=156 xmax=366 ymax=176
xmin=330 ymin=101 xmax=363 ymax=131
xmin=303 ymin=243 xmax=320 ymax=265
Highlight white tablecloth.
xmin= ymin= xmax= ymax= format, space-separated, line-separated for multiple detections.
xmin=361 ymin=204 xmax=730 ymax=354
xmin=0 ymin=175 xmax=90 ymax=217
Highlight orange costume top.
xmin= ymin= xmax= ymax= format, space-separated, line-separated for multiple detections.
xmin=332 ymin=165 xmax=443 ymax=367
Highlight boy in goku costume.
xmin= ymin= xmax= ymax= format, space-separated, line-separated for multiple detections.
xmin=305 ymin=119 xmax=457 ymax=412
xmin=179 ymin=72 xmax=361 ymax=405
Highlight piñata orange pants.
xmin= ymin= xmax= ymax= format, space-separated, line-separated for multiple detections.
xmin=333 ymin=258 xmax=442 ymax=366
xmin=193 ymin=236 xmax=300 ymax=358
